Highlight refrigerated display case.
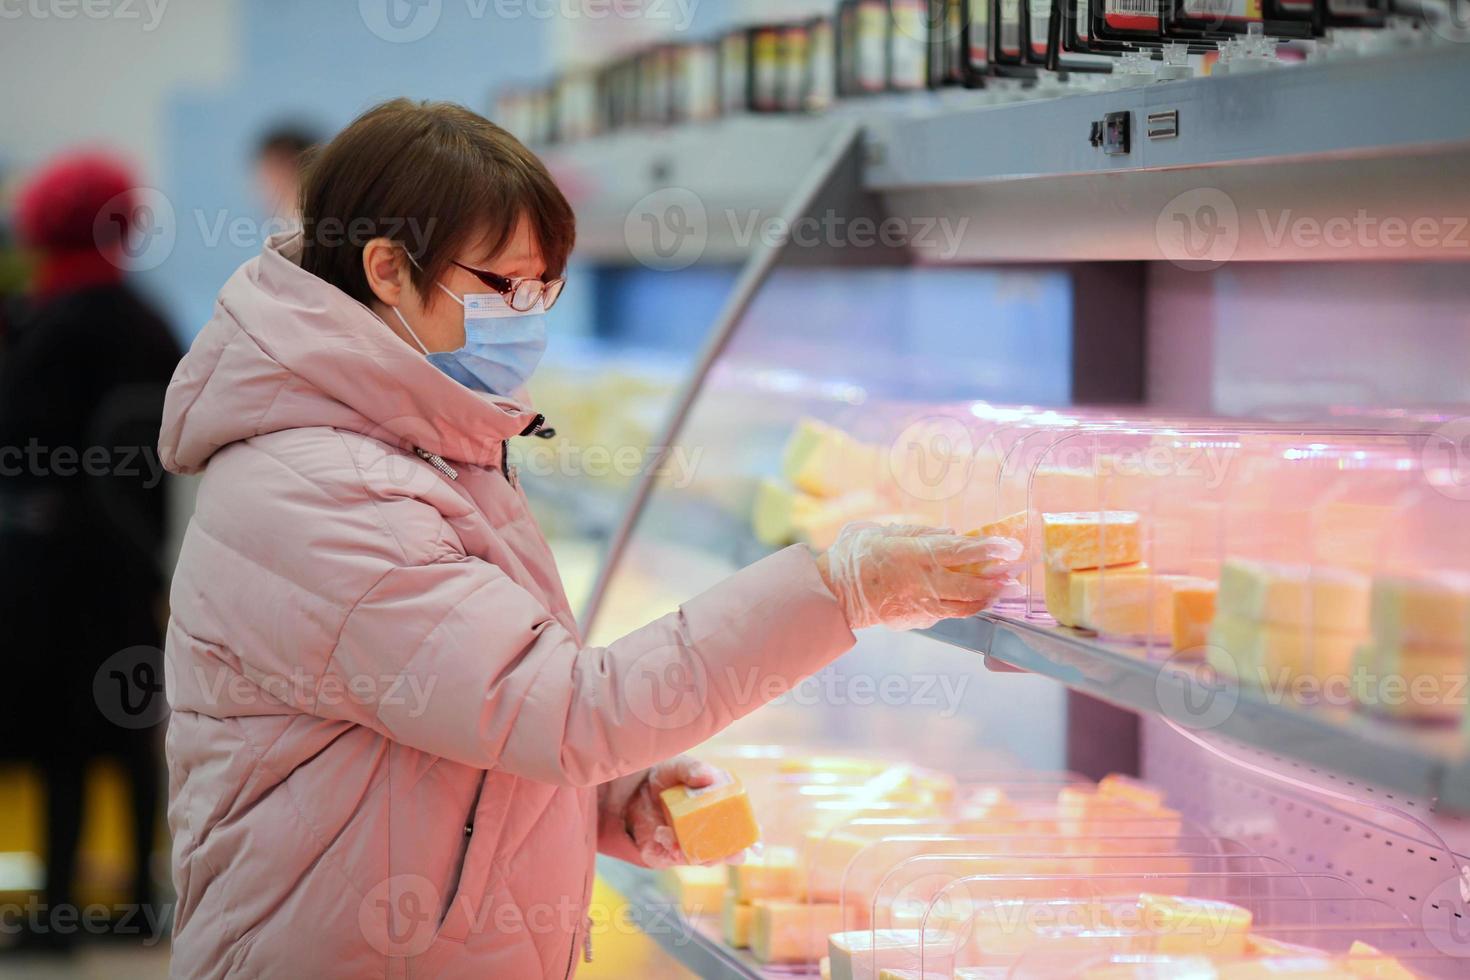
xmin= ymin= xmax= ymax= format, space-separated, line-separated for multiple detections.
xmin=561 ymin=41 xmax=1470 ymax=980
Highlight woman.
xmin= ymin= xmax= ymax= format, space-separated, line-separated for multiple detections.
xmin=159 ymin=99 xmax=1012 ymax=979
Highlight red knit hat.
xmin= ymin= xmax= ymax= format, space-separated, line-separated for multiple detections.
xmin=15 ymin=150 xmax=138 ymax=253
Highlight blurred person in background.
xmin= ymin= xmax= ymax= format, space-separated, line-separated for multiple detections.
xmin=0 ymin=152 xmax=182 ymax=953
xmin=159 ymin=99 xmax=1015 ymax=978
xmin=252 ymin=123 xmax=319 ymax=224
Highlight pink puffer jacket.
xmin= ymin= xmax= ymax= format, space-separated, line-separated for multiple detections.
xmin=159 ymin=232 xmax=856 ymax=979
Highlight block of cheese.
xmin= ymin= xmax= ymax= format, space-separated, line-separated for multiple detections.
xmin=1046 ymin=563 xmax=1151 ymax=629
xmin=1099 ymin=774 xmax=1167 ymax=811
xmin=1081 ymin=955 xmax=1220 ymax=978
xmin=661 ymin=865 xmax=726 ymax=916
xmin=751 ymin=900 xmax=844 ymax=965
xmin=783 ymin=418 xmax=881 ymax=498
xmin=752 ymin=477 xmax=821 ymax=548
xmin=721 ymin=892 xmax=753 ymax=948
xmin=1217 ymin=560 xmax=1370 ymax=633
xmin=1350 ymin=643 xmax=1464 ymax=724
xmin=829 ymin=929 xmax=960 ymax=980
xmin=1173 ymin=581 xmax=1219 ymax=655
xmin=1345 ymin=940 xmax=1417 ymax=979
xmin=1137 ymin=894 xmax=1251 ymax=958
xmin=1370 ymin=572 xmax=1470 ymax=650
xmin=1207 ymin=615 xmax=1365 ymax=685
xmin=729 ymin=846 xmax=801 ymax=903
xmin=659 ymin=777 xmax=760 ymax=864
xmin=1043 ymin=511 xmax=1144 ymax=571
xmin=951 ymin=512 xmax=1029 ymax=576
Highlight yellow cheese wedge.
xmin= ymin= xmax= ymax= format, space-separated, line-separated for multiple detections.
xmin=660 ymin=865 xmax=726 ymax=916
xmin=659 ymin=778 xmax=760 ymax=864
xmin=828 ymin=929 xmax=958 ymax=980
xmin=751 ymin=900 xmax=844 ymax=965
xmin=1136 ymin=894 xmax=1251 ymax=958
xmin=729 ymin=846 xmax=801 ymax=903
xmin=1370 ymin=572 xmax=1470 ymax=650
xmin=721 ymin=893 xmax=753 ymax=948
xmin=752 ymin=478 xmax=821 ymax=548
xmin=1207 ymin=615 xmax=1366 ymax=685
xmin=1345 ymin=940 xmax=1417 ymax=979
xmin=1043 ymin=511 xmax=1144 ymax=571
xmin=1046 ymin=563 xmax=1151 ymax=628
xmin=782 ymin=418 xmax=881 ymax=498
xmin=1217 ymin=560 xmax=1370 ymax=632
xmin=1173 ymin=581 xmax=1219 ymax=655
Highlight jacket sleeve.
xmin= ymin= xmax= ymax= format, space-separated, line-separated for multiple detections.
xmin=326 ymin=540 xmax=856 ymax=787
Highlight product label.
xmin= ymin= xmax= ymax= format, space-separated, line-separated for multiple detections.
xmin=969 ymin=0 xmax=989 ymax=65
xmin=891 ymin=0 xmax=928 ymax=88
xmin=1000 ymin=0 xmax=1022 ymax=56
xmin=1181 ymin=0 xmax=1262 ymax=21
xmin=722 ymin=36 xmax=748 ymax=112
xmin=754 ymin=31 xmax=781 ymax=110
xmin=1103 ymin=0 xmax=1160 ymax=31
xmin=857 ymin=2 xmax=888 ymax=90
xmin=1030 ymin=0 xmax=1051 ymax=55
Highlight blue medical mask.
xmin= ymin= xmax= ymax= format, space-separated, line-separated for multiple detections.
xmin=393 ymin=283 xmax=548 ymax=397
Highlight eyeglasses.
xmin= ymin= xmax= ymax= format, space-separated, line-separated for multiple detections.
xmin=451 ymin=261 xmax=566 ymax=313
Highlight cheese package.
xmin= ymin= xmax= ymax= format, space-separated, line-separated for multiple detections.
xmin=750 ymin=899 xmax=844 ymax=964
xmin=729 ymin=846 xmax=801 ymax=903
xmin=1043 ymin=511 xmax=1145 ymax=571
xmin=1046 ymin=564 xmax=1150 ymax=629
xmin=1136 ymin=894 xmax=1251 ymax=958
xmin=1172 ymin=581 xmax=1219 ymax=655
xmin=721 ymin=891 xmax=753 ymax=948
xmin=1046 ymin=565 xmax=1211 ymax=642
xmin=1217 ymin=560 xmax=1370 ymax=633
xmin=661 ymin=865 xmax=726 ymax=916
xmin=659 ymin=777 xmax=760 ymax=864
xmin=1208 ymin=615 xmax=1365 ymax=686
xmin=1369 ymin=572 xmax=1470 ymax=650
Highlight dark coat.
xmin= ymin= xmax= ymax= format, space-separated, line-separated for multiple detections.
xmin=0 ymin=283 xmax=182 ymax=757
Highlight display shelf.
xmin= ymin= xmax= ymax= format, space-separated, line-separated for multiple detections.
xmin=920 ymin=612 xmax=1470 ymax=812
xmin=595 ymin=857 xmax=766 ymax=980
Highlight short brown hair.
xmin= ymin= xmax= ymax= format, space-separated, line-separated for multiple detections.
xmin=298 ymin=99 xmax=575 ymax=306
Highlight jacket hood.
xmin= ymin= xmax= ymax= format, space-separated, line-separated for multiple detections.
xmin=160 ymin=231 xmax=537 ymax=475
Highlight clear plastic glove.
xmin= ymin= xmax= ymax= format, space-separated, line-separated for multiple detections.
xmin=817 ymin=523 xmax=1022 ymax=631
xmin=622 ymin=756 xmax=746 ymax=868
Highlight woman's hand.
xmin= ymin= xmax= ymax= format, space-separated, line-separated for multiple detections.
xmin=815 ymin=523 xmax=1022 ymax=631
xmin=621 ymin=756 xmax=741 ymax=868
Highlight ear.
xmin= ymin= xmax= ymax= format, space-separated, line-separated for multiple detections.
xmin=362 ymin=237 xmax=411 ymax=307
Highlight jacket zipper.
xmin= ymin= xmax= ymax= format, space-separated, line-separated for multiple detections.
xmin=412 ymin=447 xmax=458 ymax=481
